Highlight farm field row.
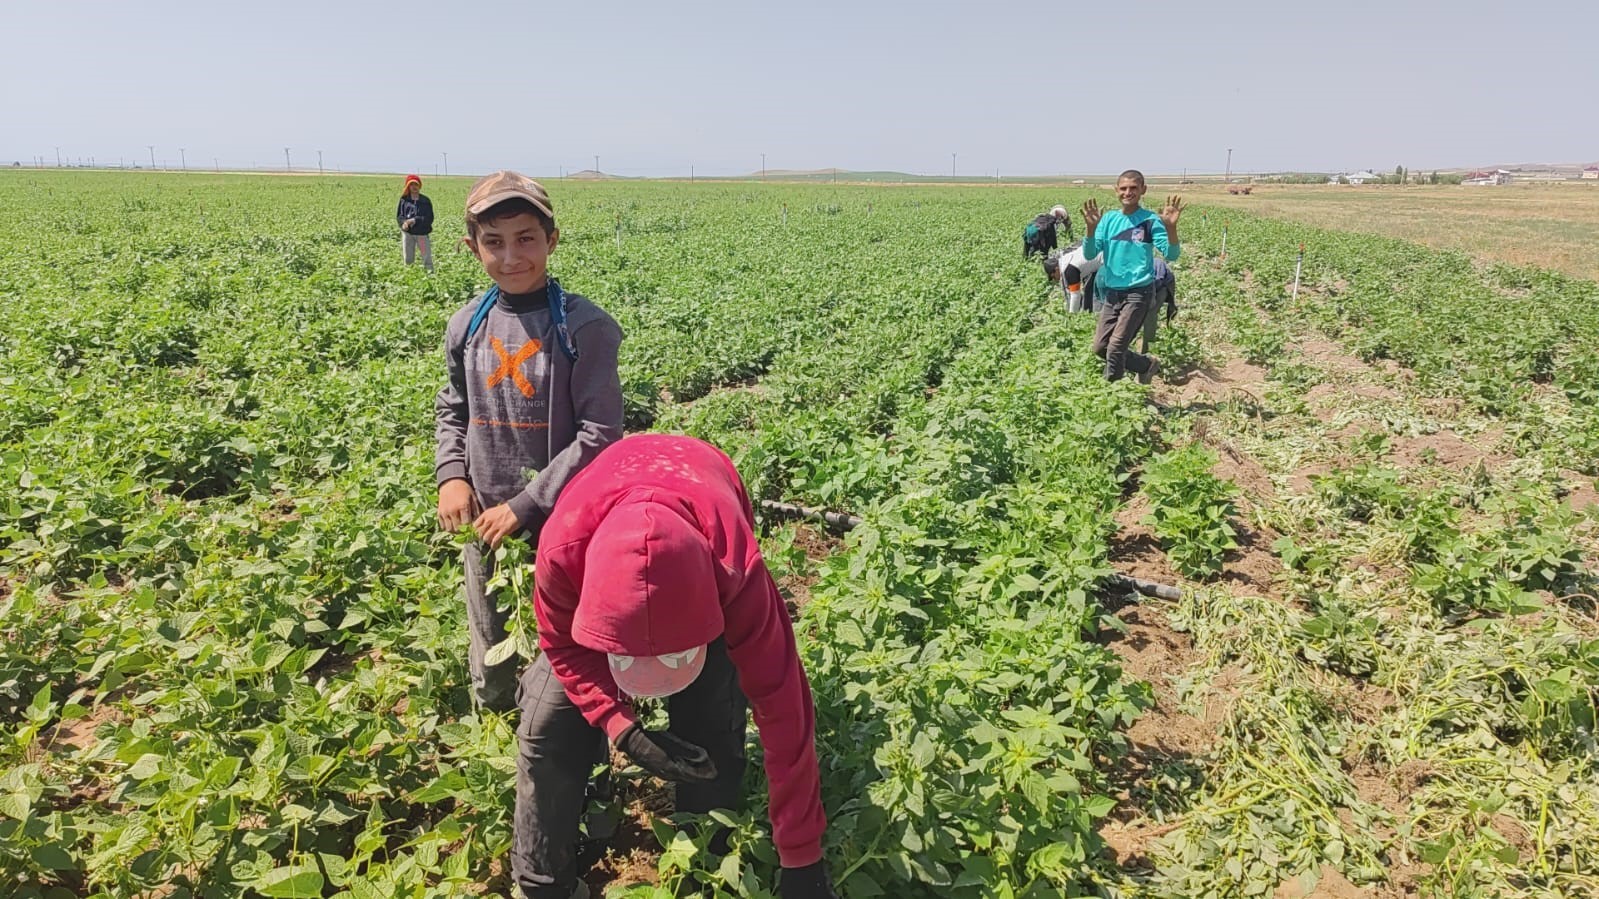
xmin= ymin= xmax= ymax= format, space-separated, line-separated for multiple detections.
xmin=1101 ymin=239 xmax=1599 ymax=899
xmin=1 ymin=172 xmax=1596 ymax=898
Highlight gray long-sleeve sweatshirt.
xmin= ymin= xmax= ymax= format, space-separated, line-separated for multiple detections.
xmin=434 ymin=286 xmax=624 ymax=540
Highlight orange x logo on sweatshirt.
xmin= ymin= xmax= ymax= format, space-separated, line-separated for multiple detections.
xmin=486 ymin=337 xmax=542 ymax=398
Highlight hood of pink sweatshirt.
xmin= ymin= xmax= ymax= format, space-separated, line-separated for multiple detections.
xmin=570 ymin=499 xmax=725 ymax=656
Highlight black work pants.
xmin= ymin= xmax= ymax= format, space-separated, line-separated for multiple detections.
xmin=512 ymin=639 xmax=748 ymax=898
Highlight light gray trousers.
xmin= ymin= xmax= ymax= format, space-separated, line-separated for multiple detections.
xmin=402 ymin=231 xmax=434 ymax=271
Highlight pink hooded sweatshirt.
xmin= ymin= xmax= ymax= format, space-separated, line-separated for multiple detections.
xmin=533 ymin=434 xmax=826 ymax=868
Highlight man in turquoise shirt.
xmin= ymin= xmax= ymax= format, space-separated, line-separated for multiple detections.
xmin=1081 ymin=170 xmax=1184 ymax=383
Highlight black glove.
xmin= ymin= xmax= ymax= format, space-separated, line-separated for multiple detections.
xmin=779 ymin=860 xmax=839 ymax=899
xmin=1166 ymin=297 xmax=1180 ymax=323
xmin=615 ymin=724 xmax=718 ymax=784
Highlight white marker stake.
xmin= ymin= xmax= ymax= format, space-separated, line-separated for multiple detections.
xmin=1291 ymin=242 xmax=1304 ymax=302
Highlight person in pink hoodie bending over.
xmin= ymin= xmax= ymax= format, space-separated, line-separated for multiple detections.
xmin=512 ymin=433 xmax=835 ymax=899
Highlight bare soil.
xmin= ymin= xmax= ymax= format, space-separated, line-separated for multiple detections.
xmin=1273 ymin=865 xmax=1370 ymax=899
xmin=1108 ymin=493 xmax=1178 ymax=587
xmin=1563 ymin=471 xmax=1599 ymax=513
xmin=775 ymin=523 xmax=840 ymax=613
xmin=584 ymin=760 xmax=673 ymax=892
xmin=1097 ymin=597 xmax=1217 ymax=871
xmin=1388 ymin=428 xmax=1506 ymax=474
xmin=1211 ymin=436 xmax=1277 ymax=507
xmin=40 ymin=702 xmax=127 ymax=754
xmin=1160 ymin=355 xmax=1270 ymax=409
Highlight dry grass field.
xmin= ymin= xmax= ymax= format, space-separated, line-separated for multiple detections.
xmin=1203 ymin=181 xmax=1599 ymax=281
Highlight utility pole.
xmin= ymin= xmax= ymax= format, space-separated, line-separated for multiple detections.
xmin=951 ymin=153 xmax=956 ymax=180
xmin=761 ymin=153 xmax=766 ymax=181
xmin=214 ymin=157 xmax=220 ymax=173
xmin=594 ymin=155 xmax=599 ymax=175
xmin=56 ymin=147 xmax=62 ymax=167
xmin=148 ymin=146 xmax=155 ymax=169
xmin=284 ymin=147 xmax=291 ymax=172
xmin=1226 ymin=148 xmax=1233 ymax=184
xmin=442 ymin=151 xmax=448 ymax=176
xmin=690 ymin=165 xmax=694 ymax=183
xmin=179 ymin=148 xmax=186 ymax=171
xmin=318 ymin=149 xmax=324 ymax=174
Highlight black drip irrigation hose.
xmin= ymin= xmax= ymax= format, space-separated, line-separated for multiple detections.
xmin=758 ymin=500 xmax=863 ymax=535
xmin=757 ymin=500 xmax=1183 ymax=601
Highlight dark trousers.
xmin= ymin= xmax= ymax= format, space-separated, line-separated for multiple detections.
xmin=1091 ymin=286 xmax=1154 ymax=381
xmin=462 ymin=541 xmax=519 ymax=712
xmin=512 ymin=639 xmax=748 ymax=898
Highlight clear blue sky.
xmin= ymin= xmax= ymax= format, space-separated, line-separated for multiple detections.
xmin=5 ymin=0 xmax=1594 ymax=177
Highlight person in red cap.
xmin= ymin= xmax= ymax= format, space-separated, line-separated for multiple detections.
xmin=513 ymin=434 xmax=836 ymax=899
xmin=397 ymin=174 xmax=434 ymax=271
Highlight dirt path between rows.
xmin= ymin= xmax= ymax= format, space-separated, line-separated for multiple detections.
xmin=1098 ymin=345 xmax=1284 ymax=874
xmin=1098 ymin=323 xmax=1454 ymax=895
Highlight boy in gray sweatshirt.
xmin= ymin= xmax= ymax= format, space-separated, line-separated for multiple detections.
xmin=435 ymin=171 xmax=624 ymax=711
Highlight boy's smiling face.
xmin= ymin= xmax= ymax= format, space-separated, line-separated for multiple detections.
xmin=467 ymin=212 xmax=559 ymax=295
xmin=1116 ymin=176 xmax=1146 ymax=213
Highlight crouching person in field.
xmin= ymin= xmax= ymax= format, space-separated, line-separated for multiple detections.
xmin=514 ymin=434 xmax=836 ymax=899
xmin=1023 ymin=205 xmax=1073 ymax=258
xmin=1044 ymin=241 xmax=1103 ymax=314
xmin=1139 ymin=256 xmax=1179 ymax=353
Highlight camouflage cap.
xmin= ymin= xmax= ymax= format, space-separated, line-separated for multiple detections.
xmin=465 ymin=170 xmax=554 ymax=223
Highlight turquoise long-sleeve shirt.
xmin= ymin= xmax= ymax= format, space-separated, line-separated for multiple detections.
xmin=1081 ymin=207 xmax=1179 ymax=290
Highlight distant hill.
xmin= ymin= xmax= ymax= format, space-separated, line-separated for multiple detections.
xmin=751 ymin=168 xmax=844 ymax=178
